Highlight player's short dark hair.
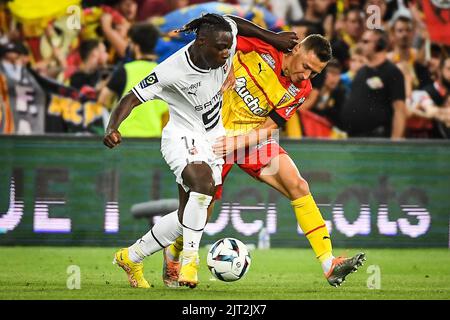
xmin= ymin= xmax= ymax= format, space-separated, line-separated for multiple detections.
xmin=301 ymin=34 xmax=332 ymax=63
xmin=79 ymin=39 xmax=101 ymax=62
xmin=178 ymin=13 xmax=232 ymax=37
xmin=128 ymin=22 xmax=160 ymax=54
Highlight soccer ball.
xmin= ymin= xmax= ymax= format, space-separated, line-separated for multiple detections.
xmin=207 ymin=238 xmax=251 ymax=282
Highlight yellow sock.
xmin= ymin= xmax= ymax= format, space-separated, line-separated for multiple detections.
xmin=169 ymin=236 xmax=183 ymax=260
xmin=291 ymin=194 xmax=333 ymax=263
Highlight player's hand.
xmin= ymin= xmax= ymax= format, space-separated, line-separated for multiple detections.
xmin=272 ymin=31 xmax=299 ymax=53
xmin=213 ymin=136 xmax=236 ymax=158
xmin=103 ymin=129 xmax=122 ymax=149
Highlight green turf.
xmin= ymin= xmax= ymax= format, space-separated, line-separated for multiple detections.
xmin=0 ymin=247 xmax=449 ymax=300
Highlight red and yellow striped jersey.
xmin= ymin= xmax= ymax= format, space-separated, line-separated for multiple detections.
xmin=222 ymin=36 xmax=312 ymax=136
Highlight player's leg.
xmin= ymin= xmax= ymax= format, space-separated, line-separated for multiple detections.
xmin=162 ymin=163 xmax=233 ymax=287
xmin=259 ymin=153 xmax=365 ymax=286
xmin=163 ymin=200 xmax=216 ymax=287
xmin=114 ymin=188 xmax=187 ymax=288
xmin=113 ymin=208 xmax=183 ymax=288
xmin=259 ymin=154 xmax=334 ymax=265
xmin=177 ymin=161 xmax=215 ymax=288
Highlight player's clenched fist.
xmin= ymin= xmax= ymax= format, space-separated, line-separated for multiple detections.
xmin=103 ymin=129 xmax=122 ymax=148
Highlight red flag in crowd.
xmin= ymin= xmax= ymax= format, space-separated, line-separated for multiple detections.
xmin=423 ymin=0 xmax=450 ymax=45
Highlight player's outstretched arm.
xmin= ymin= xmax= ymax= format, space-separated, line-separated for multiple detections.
xmin=103 ymin=91 xmax=141 ymax=148
xmin=213 ymin=118 xmax=279 ymax=158
xmin=225 ymin=15 xmax=298 ymax=53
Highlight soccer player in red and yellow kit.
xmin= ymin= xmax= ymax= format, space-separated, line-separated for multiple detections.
xmin=164 ymin=34 xmax=365 ymax=288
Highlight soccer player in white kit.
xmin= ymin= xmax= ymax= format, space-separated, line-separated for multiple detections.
xmin=103 ymin=13 xmax=298 ymax=288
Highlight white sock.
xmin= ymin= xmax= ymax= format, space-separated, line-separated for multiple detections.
xmin=182 ymin=249 xmax=199 ymax=266
xmin=321 ymin=256 xmax=335 ymax=274
xmin=181 ymin=192 xmax=212 ymax=253
xmin=128 ymin=210 xmax=182 ymax=263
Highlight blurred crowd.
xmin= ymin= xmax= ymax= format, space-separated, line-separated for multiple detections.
xmin=0 ymin=0 xmax=449 ymax=139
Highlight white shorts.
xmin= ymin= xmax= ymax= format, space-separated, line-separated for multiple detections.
xmin=160 ymin=131 xmax=224 ymax=192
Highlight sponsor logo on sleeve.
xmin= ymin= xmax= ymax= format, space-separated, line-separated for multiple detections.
xmin=260 ymin=53 xmax=276 ymax=69
xmin=288 ymin=84 xmax=300 ymax=96
xmin=139 ymin=72 xmax=159 ymax=89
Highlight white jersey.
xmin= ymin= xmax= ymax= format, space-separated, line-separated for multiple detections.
xmin=131 ymin=17 xmax=238 ymax=191
xmin=132 ymin=17 xmax=238 ymax=141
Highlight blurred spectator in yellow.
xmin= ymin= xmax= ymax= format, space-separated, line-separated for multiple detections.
xmin=387 ymin=15 xmax=432 ymax=96
xmin=340 ymin=29 xmax=408 ymax=139
xmin=331 ymin=6 xmax=364 ymax=70
xmin=98 ymin=22 xmax=168 ymax=137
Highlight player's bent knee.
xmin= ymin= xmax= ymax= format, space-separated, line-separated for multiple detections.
xmin=188 ymin=171 xmax=215 ymax=195
xmin=190 ymin=179 xmax=215 ymax=196
xmin=287 ymin=177 xmax=310 ymax=200
xmin=182 ymin=162 xmax=215 ymax=195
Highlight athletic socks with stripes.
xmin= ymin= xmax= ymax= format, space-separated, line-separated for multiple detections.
xmin=128 ymin=210 xmax=182 ymax=263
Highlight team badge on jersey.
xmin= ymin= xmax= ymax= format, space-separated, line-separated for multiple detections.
xmin=139 ymin=72 xmax=159 ymax=89
xmin=276 ymin=93 xmax=291 ymax=106
xmin=188 ymin=146 xmax=198 ymax=155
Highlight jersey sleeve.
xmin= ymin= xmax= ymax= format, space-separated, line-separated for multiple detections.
xmin=269 ymin=81 xmax=312 ymax=126
xmin=236 ymin=36 xmax=272 ymax=53
xmin=131 ymin=64 xmax=174 ymax=103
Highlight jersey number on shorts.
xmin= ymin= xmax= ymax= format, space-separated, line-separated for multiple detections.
xmin=203 ymin=100 xmax=222 ymax=131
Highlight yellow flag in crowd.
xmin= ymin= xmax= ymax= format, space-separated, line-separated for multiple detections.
xmin=8 ymin=0 xmax=81 ymax=36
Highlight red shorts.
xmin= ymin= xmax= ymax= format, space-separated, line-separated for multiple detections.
xmin=214 ymin=138 xmax=287 ymax=200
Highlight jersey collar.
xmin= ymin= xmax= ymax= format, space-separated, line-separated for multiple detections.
xmin=185 ymin=46 xmax=211 ymax=74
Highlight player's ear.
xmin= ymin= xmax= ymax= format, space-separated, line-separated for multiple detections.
xmin=292 ymin=43 xmax=301 ymax=54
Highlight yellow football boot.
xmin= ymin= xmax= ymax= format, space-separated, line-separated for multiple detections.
xmin=113 ymin=248 xmax=150 ymax=288
xmin=178 ymin=252 xmax=199 ymax=288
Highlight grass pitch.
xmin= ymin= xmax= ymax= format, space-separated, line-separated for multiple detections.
xmin=0 ymin=247 xmax=448 ymax=300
